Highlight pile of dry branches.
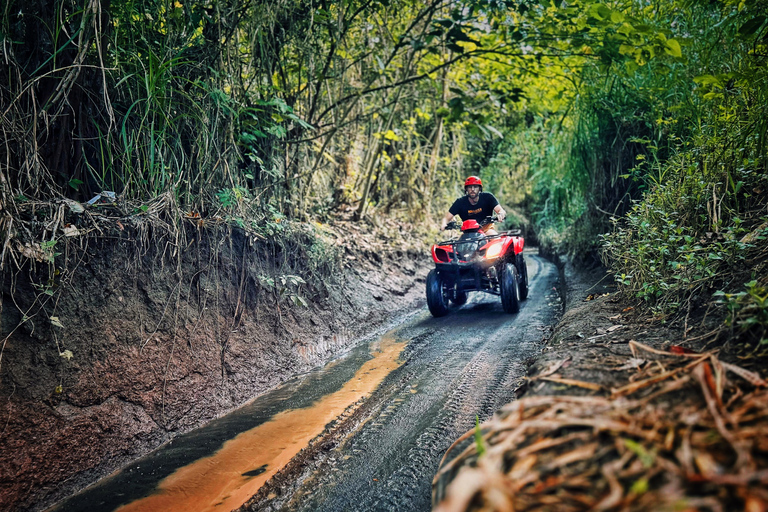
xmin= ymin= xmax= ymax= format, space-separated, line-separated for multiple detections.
xmin=433 ymin=341 xmax=768 ymax=511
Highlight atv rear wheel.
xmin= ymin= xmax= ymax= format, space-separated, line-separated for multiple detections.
xmin=517 ymin=254 xmax=529 ymax=301
xmin=500 ymin=263 xmax=520 ymax=314
xmin=451 ymin=290 xmax=468 ymax=306
xmin=426 ymin=269 xmax=450 ymax=317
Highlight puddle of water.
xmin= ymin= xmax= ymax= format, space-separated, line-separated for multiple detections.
xmin=114 ymin=333 xmax=406 ymax=512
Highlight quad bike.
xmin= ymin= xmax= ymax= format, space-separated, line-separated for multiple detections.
xmin=426 ymin=216 xmax=528 ymax=317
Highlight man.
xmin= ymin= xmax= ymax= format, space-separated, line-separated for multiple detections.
xmin=440 ymin=176 xmax=506 ymax=235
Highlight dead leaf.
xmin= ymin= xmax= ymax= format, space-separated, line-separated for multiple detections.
xmin=62 ymin=224 xmax=80 ymax=237
xmin=63 ymin=199 xmax=84 ymax=213
xmin=537 ymin=357 xmax=573 ymax=378
xmin=615 ymin=358 xmax=645 ymax=371
xmin=509 ymin=454 xmax=538 ymax=480
xmin=669 ymin=345 xmax=697 ymax=355
xmin=16 ymin=242 xmax=46 ymax=262
xmin=694 ymin=451 xmax=721 ymax=478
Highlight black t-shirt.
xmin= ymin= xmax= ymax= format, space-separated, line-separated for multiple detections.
xmin=448 ymin=192 xmax=499 ymax=222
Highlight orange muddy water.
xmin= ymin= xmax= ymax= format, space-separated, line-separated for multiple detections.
xmin=115 ymin=334 xmax=407 ymax=512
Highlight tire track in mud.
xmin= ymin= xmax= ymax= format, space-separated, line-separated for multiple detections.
xmin=365 ymin=350 xmax=502 ymax=511
xmin=240 ymin=253 xmax=560 ymax=512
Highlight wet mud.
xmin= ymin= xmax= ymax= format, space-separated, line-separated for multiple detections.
xmin=239 ymin=250 xmax=561 ymax=512
xmin=115 ymin=334 xmax=407 ymax=512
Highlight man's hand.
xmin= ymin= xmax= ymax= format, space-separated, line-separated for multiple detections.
xmin=496 ymin=208 xmax=506 ymax=222
xmin=440 ymin=213 xmax=454 ymax=230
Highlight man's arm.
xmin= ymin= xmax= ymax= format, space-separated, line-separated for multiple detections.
xmin=440 ymin=212 xmax=455 ymax=230
xmin=494 ymin=204 xmax=506 ymax=221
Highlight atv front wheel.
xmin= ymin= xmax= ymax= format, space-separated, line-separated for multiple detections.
xmin=517 ymin=254 xmax=529 ymax=301
xmin=426 ymin=269 xmax=450 ymax=317
xmin=500 ymin=263 xmax=520 ymax=314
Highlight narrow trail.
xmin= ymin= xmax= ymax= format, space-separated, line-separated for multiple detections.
xmin=243 ymin=251 xmax=560 ymax=512
xmin=49 ymin=250 xmax=560 ymax=512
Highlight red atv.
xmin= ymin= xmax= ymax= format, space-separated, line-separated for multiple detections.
xmin=426 ymin=217 xmax=528 ymax=317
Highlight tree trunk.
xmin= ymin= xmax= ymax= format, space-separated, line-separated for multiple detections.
xmin=424 ymin=62 xmax=449 ymax=221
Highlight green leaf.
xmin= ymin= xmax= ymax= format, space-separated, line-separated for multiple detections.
xmin=664 ymin=39 xmax=682 ymax=58
xmin=446 ymin=26 xmax=475 ymax=44
xmin=738 ymin=16 xmax=767 ymax=38
xmin=474 ymin=416 xmax=486 ymax=456
xmin=619 ymin=44 xmax=636 ymax=56
xmin=630 ymin=477 xmax=649 ymax=494
xmin=624 ymin=439 xmax=655 ymax=468
xmin=383 ymin=130 xmax=400 ymax=141
xmin=693 ymin=74 xmax=721 ymax=87
xmin=50 ymin=316 xmax=64 ymax=328
xmin=617 ymin=22 xmax=635 ymax=36
xmin=588 ymin=4 xmax=611 ymax=20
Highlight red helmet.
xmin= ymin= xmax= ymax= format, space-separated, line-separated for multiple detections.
xmin=464 ymin=176 xmax=482 ymax=191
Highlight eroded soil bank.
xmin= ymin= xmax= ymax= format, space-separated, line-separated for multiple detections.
xmin=0 ymin=218 xmax=430 ymax=512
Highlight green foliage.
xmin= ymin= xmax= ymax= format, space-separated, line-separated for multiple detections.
xmin=602 ymin=205 xmax=755 ymax=310
xmin=474 ymin=415 xmax=486 ymax=457
xmin=2 ymin=0 xmax=767 ymax=332
xmin=258 ymin=273 xmax=308 ymax=307
xmin=599 ymin=0 xmax=768 ymax=314
xmin=715 ymin=279 xmax=768 ymax=346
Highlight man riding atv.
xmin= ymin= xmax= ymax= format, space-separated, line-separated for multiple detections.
xmin=440 ymin=176 xmax=506 ymax=235
xmin=427 ymin=177 xmax=527 ymax=316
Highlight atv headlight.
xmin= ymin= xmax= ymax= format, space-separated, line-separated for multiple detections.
xmin=485 ymin=242 xmax=503 ymax=259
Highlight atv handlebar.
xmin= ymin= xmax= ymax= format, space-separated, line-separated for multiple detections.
xmin=443 ymin=215 xmax=498 ymax=231
xmin=480 ymin=215 xmax=498 ymax=226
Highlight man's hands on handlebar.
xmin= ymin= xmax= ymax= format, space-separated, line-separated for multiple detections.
xmin=444 ymin=221 xmax=459 ymax=230
xmin=442 ymin=215 xmax=499 ymax=231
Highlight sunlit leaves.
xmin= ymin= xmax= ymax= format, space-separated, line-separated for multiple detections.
xmin=664 ymin=39 xmax=682 ymax=58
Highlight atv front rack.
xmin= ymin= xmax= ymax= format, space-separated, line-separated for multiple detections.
xmin=436 ymin=228 xmax=521 ymax=246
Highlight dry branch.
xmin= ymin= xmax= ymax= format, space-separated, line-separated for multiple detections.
xmin=433 ymin=348 xmax=768 ymax=512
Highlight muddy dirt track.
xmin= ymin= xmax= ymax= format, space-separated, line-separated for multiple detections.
xmin=43 ymin=250 xmax=559 ymax=512
xmin=241 ymin=251 xmax=561 ymax=512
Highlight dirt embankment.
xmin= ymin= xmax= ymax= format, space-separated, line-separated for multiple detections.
xmin=0 ymin=217 xmax=431 ymax=512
